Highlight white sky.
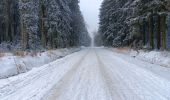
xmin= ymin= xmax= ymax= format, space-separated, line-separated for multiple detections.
xmin=79 ymin=0 xmax=103 ymax=38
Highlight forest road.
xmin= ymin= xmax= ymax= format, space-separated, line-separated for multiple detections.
xmin=0 ymin=48 xmax=170 ymax=100
xmin=44 ymin=48 xmax=170 ymax=100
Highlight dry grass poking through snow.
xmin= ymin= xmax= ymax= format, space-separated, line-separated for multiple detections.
xmin=13 ymin=51 xmax=27 ymax=57
xmin=0 ymin=53 xmax=5 ymax=57
xmin=13 ymin=51 xmax=40 ymax=57
xmin=111 ymin=47 xmax=131 ymax=54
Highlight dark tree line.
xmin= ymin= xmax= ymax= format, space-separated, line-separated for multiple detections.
xmin=0 ymin=0 xmax=91 ymax=51
xmin=0 ymin=0 xmax=20 ymax=45
xmin=97 ymin=0 xmax=170 ymax=50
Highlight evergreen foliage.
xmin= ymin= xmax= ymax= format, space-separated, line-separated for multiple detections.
xmin=98 ymin=0 xmax=170 ymax=50
xmin=0 ymin=0 xmax=91 ymax=51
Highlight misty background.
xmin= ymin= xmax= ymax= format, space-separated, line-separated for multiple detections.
xmin=80 ymin=0 xmax=103 ymax=38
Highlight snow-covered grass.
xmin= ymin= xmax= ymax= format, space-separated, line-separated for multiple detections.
xmin=130 ymin=50 xmax=170 ymax=68
xmin=0 ymin=48 xmax=80 ymax=79
xmin=110 ymin=47 xmax=170 ymax=68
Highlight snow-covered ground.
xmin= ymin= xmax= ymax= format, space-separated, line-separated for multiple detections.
xmin=0 ymin=48 xmax=80 ymax=79
xmin=130 ymin=50 xmax=170 ymax=68
xmin=0 ymin=48 xmax=170 ymax=100
xmin=111 ymin=48 xmax=170 ymax=68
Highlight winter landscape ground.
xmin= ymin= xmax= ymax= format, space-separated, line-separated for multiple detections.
xmin=0 ymin=48 xmax=81 ymax=79
xmin=0 ymin=47 xmax=170 ymax=100
xmin=0 ymin=0 xmax=170 ymax=100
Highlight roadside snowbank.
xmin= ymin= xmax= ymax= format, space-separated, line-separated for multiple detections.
xmin=130 ymin=50 xmax=170 ymax=68
xmin=0 ymin=48 xmax=87 ymax=100
xmin=0 ymin=48 xmax=80 ymax=79
xmin=111 ymin=48 xmax=170 ymax=68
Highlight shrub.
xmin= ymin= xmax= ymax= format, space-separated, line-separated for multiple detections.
xmin=13 ymin=51 xmax=26 ymax=57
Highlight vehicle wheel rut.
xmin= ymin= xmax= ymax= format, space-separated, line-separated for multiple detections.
xmin=43 ymin=51 xmax=89 ymax=100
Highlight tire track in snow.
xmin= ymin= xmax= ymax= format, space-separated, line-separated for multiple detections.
xmin=44 ymin=49 xmax=110 ymax=100
xmin=1 ymin=48 xmax=170 ymax=100
xmin=43 ymin=50 xmax=90 ymax=100
xmin=0 ymin=49 xmax=89 ymax=100
xmin=95 ymin=50 xmax=143 ymax=100
xmin=105 ymin=48 xmax=170 ymax=99
xmin=95 ymin=50 xmax=128 ymax=99
xmin=95 ymin=48 xmax=170 ymax=100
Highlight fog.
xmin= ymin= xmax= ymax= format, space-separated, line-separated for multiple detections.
xmin=79 ymin=0 xmax=103 ymax=38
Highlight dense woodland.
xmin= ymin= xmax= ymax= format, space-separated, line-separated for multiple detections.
xmin=0 ymin=0 xmax=91 ymax=51
xmin=96 ymin=0 xmax=170 ymax=50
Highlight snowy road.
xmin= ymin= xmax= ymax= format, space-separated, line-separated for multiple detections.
xmin=0 ymin=48 xmax=170 ymax=100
